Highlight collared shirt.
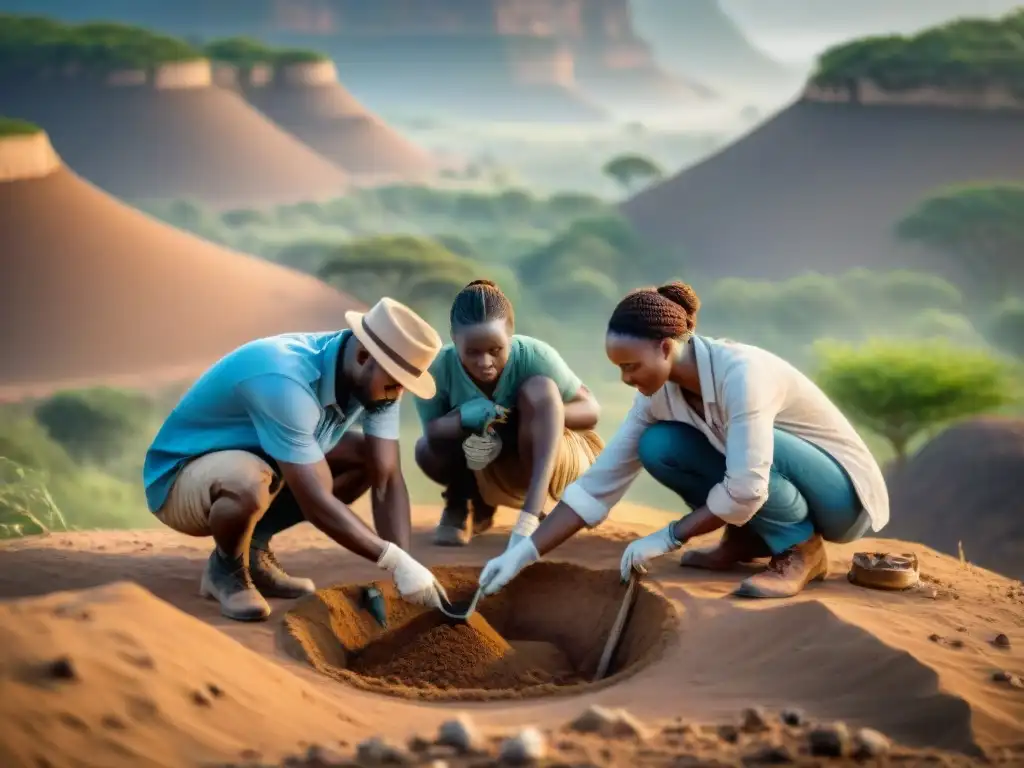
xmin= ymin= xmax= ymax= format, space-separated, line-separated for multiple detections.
xmin=142 ymin=330 xmax=400 ymax=513
xmin=413 ymin=335 xmax=583 ymax=424
xmin=561 ymin=335 xmax=890 ymax=530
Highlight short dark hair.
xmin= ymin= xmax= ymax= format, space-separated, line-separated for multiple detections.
xmin=450 ymin=279 xmax=514 ymax=330
xmin=606 ymin=281 xmax=701 ymax=340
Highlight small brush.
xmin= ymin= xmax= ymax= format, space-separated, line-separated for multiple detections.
xmin=361 ymin=585 xmax=388 ymax=629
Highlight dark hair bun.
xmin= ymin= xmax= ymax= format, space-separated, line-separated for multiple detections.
xmin=466 ymin=278 xmax=499 ymax=290
xmin=657 ymin=281 xmax=700 ymax=319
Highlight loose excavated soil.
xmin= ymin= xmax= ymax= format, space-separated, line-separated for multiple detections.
xmin=281 ymin=562 xmax=677 ymax=701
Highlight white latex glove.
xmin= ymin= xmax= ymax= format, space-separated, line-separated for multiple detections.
xmin=377 ymin=543 xmax=449 ymax=608
xmin=505 ymin=510 xmax=541 ymax=551
xmin=619 ymin=522 xmax=683 ymax=582
xmin=479 ymin=537 xmax=540 ymax=596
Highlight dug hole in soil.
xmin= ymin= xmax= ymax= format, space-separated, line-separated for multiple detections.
xmin=280 ymin=562 xmax=678 ymax=701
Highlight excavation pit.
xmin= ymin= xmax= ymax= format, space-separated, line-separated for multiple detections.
xmin=281 ymin=562 xmax=678 ymax=701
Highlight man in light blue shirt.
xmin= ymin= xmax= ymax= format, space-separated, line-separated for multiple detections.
xmin=143 ymin=298 xmax=447 ymax=622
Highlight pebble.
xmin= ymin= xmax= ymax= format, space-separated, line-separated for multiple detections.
xmin=47 ymin=656 xmax=76 ymax=681
xmin=740 ymin=706 xmax=770 ymax=732
xmin=436 ymin=714 xmax=481 ymax=754
xmin=302 ymin=744 xmax=348 ymax=767
xmin=406 ymin=735 xmax=432 ymax=753
xmin=190 ymin=690 xmax=212 ymax=707
xmin=746 ymin=744 xmax=795 ymax=764
xmin=568 ymin=705 xmax=618 ymax=734
xmin=854 ymin=728 xmax=891 ymax=758
xmin=993 ymin=633 xmax=1011 ymax=648
xmin=780 ymin=708 xmax=805 ymax=727
xmin=808 ymin=722 xmax=851 ymax=757
xmin=356 ymin=737 xmax=412 ymax=766
xmin=499 ymin=727 xmax=546 ymax=765
xmin=717 ymin=724 xmax=739 ymax=744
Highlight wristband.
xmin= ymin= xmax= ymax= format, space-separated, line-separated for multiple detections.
xmin=512 ymin=511 xmax=541 ymax=538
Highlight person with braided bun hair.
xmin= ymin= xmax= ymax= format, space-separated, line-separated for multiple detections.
xmin=414 ymin=279 xmax=604 ymax=548
xmin=478 ymin=281 xmax=889 ymax=600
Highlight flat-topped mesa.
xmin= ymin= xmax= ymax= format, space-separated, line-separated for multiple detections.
xmin=103 ymin=59 xmax=213 ymax=90
xmin=0 ymin=124 xmax=60 ymax=183
xmin=802 ymin=80 xmax=1024 ymax=111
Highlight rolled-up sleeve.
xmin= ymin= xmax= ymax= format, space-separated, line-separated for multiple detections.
xmin=560 ymin=394 xmax=655 ymax=527
xmin=705 ymin=363 xmax=784 ymax=526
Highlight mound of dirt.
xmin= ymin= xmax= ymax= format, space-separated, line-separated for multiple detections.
xmin=886 ymin=417 xmax=1024 ymax=580
xmin=240 ymin=61 xmax=434 ymax=179
xmin=0 ymin=581 xmax=362 ymax=768
xmin=622 ymin=101 xmax=1024 ymax=286
xmin=0 ymin=61 xmax=348 ymax=206
xmin=281 ymin=562 xmax=676 ymax=701
xmin=0 ymin=132 xmax=360 ymax=398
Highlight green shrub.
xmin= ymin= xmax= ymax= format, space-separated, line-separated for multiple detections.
xmin=0 ymin=117 xmax=40 ymax=136
xmin=34 ymin=387 xmax=153 ymax=464
xmin=0 ymin=458 xmax=67 ymax=539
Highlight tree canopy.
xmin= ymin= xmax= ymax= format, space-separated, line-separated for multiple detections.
xmin=896 ymin=184 xmax=1024 ymax=300
xmin=985 ymin=297 xmax=1024 ymax=359
xmin=815 ymin=339 xmax=1014 ymax=465
xmin=810 ymin=9 xmax=1024 ymax=94
xmin=602 ymin=153 xmax=664 ymax=193
xmin=0 ymin=116 xmax=39 ymax=136
xmin=203 ymin=36 xmax=327 ymax=68
xmin=0 ymin=14 xmax=202 ymax=75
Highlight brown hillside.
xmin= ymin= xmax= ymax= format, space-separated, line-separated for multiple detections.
xmin=0 ymin=132 xmax=361 ymax=398
xmin=0 ymin=62 xmax=348 ymax=206
xmin=621 ymin=101 xmax=1024 ymax=284
xmin=240 ymin=61 xmax=435 ymax=180
xmin=886 ymin=417 xmax=1024 ymax=581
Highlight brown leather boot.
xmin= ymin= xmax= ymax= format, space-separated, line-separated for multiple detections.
xmin=679 ymin=525 xmax=772 ymax=571
xmin=733 ymin=534 xmax=829 ymax=599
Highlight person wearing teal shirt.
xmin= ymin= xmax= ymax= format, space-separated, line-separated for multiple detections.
xmin=414 ymin=279 xmax=604 ymax=547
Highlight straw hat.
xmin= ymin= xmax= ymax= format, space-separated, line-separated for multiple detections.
xmin=345 ymin=297 xmax=442 ymax=399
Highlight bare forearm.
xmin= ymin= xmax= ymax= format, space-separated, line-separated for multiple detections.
xmin=671 ymin=506 xmax=726 ymax=543
xmin=302 ymin=493 xmax=385 ymax=561
xmin=563 ymin=397 xmax=600 ymax=431
xmin=371 ymin=472 xmax=412 ymax=551
xmin=522 ymin=401 xmax=562 ymax=515
xmin=425 ymin=411 xmax=464 ymax=442
xmin=531 ymin=502 xmax=587 ymax=555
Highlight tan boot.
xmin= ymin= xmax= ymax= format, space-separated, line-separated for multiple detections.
xmin=199 ymin=550 xmax=271 ymax=621
xmin=733 ymin=534 xmax=829 ymax=599
xmin=680 ymin=525 xmax=772 ymax=571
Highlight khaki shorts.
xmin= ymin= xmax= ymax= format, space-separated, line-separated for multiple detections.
xmin=155 ymin=451 xmax=281 ymax=537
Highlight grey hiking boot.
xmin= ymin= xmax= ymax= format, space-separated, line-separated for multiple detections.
xmin=199 ymin=549 xmax=271 ymax=622
xmin=249 ymin=542 xmax=316 ymax=599
xmin=433 ymin=490 xmax=471 ymax=546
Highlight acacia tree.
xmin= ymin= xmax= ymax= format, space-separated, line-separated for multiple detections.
xmin=896 ymin=184 xmax=1024 ymax=300
xmin=602 ymin=154 xmax=664 ymax=193
xmin=815 ymin=340 xmax=1014 ymax=467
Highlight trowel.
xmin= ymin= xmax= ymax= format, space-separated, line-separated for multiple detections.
xmin=436 ymin=584 xmax=485 ymax=623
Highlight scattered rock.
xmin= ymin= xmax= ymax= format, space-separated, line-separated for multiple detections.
xmin=740 ymin=706 xmax=770 ymax=733
xmin=808 ymin=723 xmax=851 ymax=757
xmin=356 ymin=737 xmax=412 ymax=766
xmin=992 ymin=671 xmax=1013 ymax=682
xmin=191 ymin=689 xmax=212 ymax=707
xmin=854 ymin=728 xmax=891 ymax=759
xmin=568 ymin=705 xmax=618 ymax=734
xmin=717 ymin=724 xmax=739 ymax=744
xmin=499 ymin=727 xmax=546 ymax=765
xmin=993 ymin=633 xmax=1011 ymax=649
xmin=746 ymin=744 xmax=795 ymax=764
xmin=437 ymin=714 xmax=481 ymax=754
xmin=207 ymin=683 xmax=224 ymax=698
xmin=928 ymin=633 xmax=942 ymax=643
xmin=949 ymin=638 xmax=965 ymax=649
xmin=303 ymin=744 xmax=348 ymax=767
xmin=780 ymin=708 xmax=804 ymax=727
xmin=47 ymin=656 xmax=76 ymax=680
xmin=407 ymin=735 xmax=432 ymax=753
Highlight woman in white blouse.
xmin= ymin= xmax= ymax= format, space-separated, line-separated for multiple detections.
xmin=478 ymin=281 xmax=889 ymax=599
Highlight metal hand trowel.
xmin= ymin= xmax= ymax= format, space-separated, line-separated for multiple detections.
xmin=436 ymin=585 xmax=485 ymax=622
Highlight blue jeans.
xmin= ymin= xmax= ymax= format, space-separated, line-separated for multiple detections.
xmin=637 ymin=422 xmax=871 ymax=554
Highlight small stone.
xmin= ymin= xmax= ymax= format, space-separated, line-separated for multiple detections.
xmin=607 ymin=709 xmax=650 ymax=740
xmin=47 ymin=657 xmax=76 ymax=680
xmin=808 ymin=723 xmax=851 ymax=757
xmin=717 ymin=724 xmax=739 ymax=743
xmin=191 ymin=690 xmax=212 ymax=707
xmin=499 ymin=727 xmax=546 ymax=765
xmin=992 ymin=670 xmax=1012 ymax=682
xmin=993 ymin=634 xmax=1011 ymax=648
xmin=928 ymin=633 xmax=942 ymax=643
xmin=407 ymin=735 xmax=432 ymax=753
xmin=741 ymin=706 xmax=771 ymax=733
xmin=568 ymin=705 xmax=618 ymax=734
xmin=746 ymin=744 xmax=795 ymax=764
xmin=207 ymin=683 xmax=224 ymax=698
xmin=303 ymin=744 xmax=348 ymax=767
xmin=356 ymin=737 xmax=412 ymax=766
xmin=437 ymin=714 xmax=481 ymax=754
xmin=949 ymin=638 xmax=965 ymax=649
xmin=780 ymin=708 xmax=804 ymax=727
xmin=854 ymin=728 xmax=891 ymax=759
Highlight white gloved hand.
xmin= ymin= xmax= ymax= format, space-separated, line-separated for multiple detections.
xmin=377 ymin=542 xmax=449 ymax=608
xmin=506 ymin=510 xmax=541 ymax=551
xmin=619 ymin=522 xmax=683 ymax=582
xmin=479 ymin=537 xmax=540 ymax=595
